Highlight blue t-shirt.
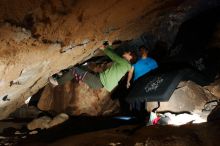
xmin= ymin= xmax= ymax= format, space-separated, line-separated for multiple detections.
xmin=133 ymin=57 xmax=158 ymax=81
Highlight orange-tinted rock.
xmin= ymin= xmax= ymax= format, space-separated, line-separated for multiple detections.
xmin=37 ymin=80 xmax=119 ymax=116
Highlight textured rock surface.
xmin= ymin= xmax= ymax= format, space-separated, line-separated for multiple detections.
xmin=27 ymin=113 xmax=69 ymax=130
xmin=37 ymin=80 xmax=119 ymax=116
xmin=27 ymin=116 xmax=52 ymax=130
xmin=204 ymin=79 xmax=220 ymax=98
xmin=147 ymin=81 xmax=219 ymax=119
xmin=9 ymin=105 xmax=42 ymax=119
xmin=0 ymin=0 xmax=219 ymax=119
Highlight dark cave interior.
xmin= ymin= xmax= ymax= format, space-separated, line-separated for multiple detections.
xmin=0 ymin=1 xmax=220 ymax=146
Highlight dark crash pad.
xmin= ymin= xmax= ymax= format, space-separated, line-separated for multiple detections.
xmin=125 ymin=67 xmax=209 ymax=103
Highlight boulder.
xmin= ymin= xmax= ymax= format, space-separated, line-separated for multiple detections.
xmin=147 ymin=81 xmax=218 ymax=119
xmin=204 ymin=79 xmax=220 ymax=98
xmin=27 ymin=113 xmax=69 ymax=130
xmin=48 ymin=113 xmax=69 ymax=128
xmin=27 ymin=116 xmax=52 ymax=130
xmin=37 ymin=80 xmax=119 ymax=116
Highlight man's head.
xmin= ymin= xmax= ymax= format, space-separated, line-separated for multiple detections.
xmin=139 ymin=45 xmax=149 ymax=57
xmin=122 ymin=51 xmax=132 ymax=61
xmin=122 ymin=51 xmax=136 ymax=63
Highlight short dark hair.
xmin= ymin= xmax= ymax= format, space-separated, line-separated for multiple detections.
xmin=139 ymin=45 xmax=149 ymax=52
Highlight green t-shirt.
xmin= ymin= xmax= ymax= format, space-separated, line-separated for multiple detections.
xmin=100 ymin=47 xmax=131 ymax=92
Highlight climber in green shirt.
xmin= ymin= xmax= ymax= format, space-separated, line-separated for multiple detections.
xmin=49 ymin=42 xmax=134 ymax=92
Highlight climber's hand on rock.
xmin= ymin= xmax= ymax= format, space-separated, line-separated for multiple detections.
xmin=108 ymin=41 xmax=112 ymax=46
xmin=99 ymin=45 xmax=106 ymax=50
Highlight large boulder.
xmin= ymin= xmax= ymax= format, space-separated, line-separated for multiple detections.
xmin=37 ymin=80 xmax=120 ymax=116
xmin=147 ymin=81 xmax=218 ymax=119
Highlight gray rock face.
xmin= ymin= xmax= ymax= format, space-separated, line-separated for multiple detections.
xmin=147 ymin=81 xmax=219 ymax=119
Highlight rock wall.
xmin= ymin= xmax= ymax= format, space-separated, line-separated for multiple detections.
xmin=0 ymin=0 xmax=219 ymax=119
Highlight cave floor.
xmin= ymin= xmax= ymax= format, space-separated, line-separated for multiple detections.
xmin=0 ymin=117 xmax=220 ymax=146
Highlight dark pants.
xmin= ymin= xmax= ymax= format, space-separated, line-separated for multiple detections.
xmin=57 ymin=67 xmax=103 ymax=89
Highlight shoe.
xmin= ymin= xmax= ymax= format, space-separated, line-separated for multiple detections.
xmin=147 ymin=112 xmax=159 ymax=126
xmin=48 ymin=76 xmax=59 ymax=86
xmin=57 ymin=72 xmax=63 ymax=77
xmin=72 ymin=67 xmax=85 ymax=82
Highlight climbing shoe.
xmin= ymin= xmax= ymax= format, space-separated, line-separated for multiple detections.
xmin=48 ymin=76 xmax=59 ymax=86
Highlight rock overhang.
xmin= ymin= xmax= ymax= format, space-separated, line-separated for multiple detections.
xmin=0 ymin=0 xmax=220 ymax=119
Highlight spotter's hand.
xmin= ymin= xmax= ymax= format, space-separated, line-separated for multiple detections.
xmin=126 ymin=82 xmax=130 ymax=89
